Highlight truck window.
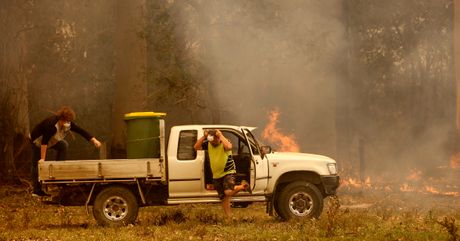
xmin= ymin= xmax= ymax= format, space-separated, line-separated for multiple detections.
xmin=221 ymin=130 xmax=249 ymax=155
xmin=222 ymin=130 xmax=239 ymax=154
xmin=243 ymin=129 xmax=260 ymax=155
xmin=177 ymin=130 xmax=197 ymax=160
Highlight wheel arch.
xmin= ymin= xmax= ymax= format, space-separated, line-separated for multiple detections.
xmin=90 ymin=183 xmax=142 ymax=205
xmin=272 ymin=171 xmax=325 ymax=205
xmin=274 ymin=171 xmax=322 ymax=192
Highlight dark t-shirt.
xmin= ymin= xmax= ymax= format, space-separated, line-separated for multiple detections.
xmin=30 ymin=115 xmax=93 ymax=145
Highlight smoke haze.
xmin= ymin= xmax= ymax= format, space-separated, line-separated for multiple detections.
xmin=174 ymin=0 xmax=345 ymax=156
xmin=10 ymin=0 xmax=456 ymax=183
xmin=172 ymin=0 xmax=456 ymax=181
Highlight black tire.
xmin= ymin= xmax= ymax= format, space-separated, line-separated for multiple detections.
xmin=275 ymin=181 xmax=323 ymax=221
xmin=93 ymin=186 xmax=139 ymax=226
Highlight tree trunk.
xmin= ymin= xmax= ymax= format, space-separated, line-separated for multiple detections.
xmin=0 ymin=1 xmax=31 ymax=183
xmin=335 ymin=0 xmax=351 ymax=166
xmin=111 ymin=0 xmax=149 ymax=158
xmin=455 ymin=0 xmax=460 ymax=130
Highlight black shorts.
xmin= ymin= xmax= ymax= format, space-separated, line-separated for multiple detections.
xmin=213 ymin=174 xmax=236 ymax=200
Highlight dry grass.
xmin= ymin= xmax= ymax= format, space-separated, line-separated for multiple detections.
xmin=0 ymin=185 xmax=459 ymax=241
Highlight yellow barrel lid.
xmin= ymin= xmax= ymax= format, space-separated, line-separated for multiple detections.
xmin=124 ymin=112 xmax=167 ymax=119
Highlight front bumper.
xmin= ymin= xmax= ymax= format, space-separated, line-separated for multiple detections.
xmin=321 ymin=175 xmax=340 ymax=195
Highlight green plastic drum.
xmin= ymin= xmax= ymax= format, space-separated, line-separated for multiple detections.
xmin=124 ymin=112 xmax=166 ymax=159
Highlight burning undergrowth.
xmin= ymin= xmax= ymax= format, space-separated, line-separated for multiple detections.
xmin=340 ymin=166 xmax=460 ymax=198
xmin=260 ymin=109 xmax=458 ymax=200
xmin=450 ymin=152 xmax=460 ymax=169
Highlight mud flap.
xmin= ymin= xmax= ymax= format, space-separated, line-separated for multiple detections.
xmin=266 ymin=195 xmax=274 ymax=216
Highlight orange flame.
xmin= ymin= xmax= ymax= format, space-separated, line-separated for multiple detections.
xmin=341 ymin=177 xmax=361 ymax=188
xmin=406 ymin=169 xmax=422 ymax=181
xmin=398 ymin=184 xmax=460 ymax=197
xmin=340 ymin=176 xmax=372 ymax=189
xmin=424 ymin=185 xmax=460 ymax=197
xmin=450 ymin=153 xmax=460 ymax=169
xmin=400 ymin=183 xmax=415 ymax=192
xmin=262 ymin=109 xmax=300 ymax=152
xmin=364 ymin=176 xmax=372 ymax=187
xmin=340 ymin=171 xmax=459 ymax=197
xmin=424 ymin=185 xmax=441 ymax=195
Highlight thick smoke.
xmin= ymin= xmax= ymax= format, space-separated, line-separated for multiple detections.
xmin=171 ymin=0 xmax=457 ymax=184
xmin=174 ymin=0 xmax=345 ymax=157
xmin=346 ymin=0 xmax=455 ymax=179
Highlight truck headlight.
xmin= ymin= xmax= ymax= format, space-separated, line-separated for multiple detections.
xmin=327 ymin=163 xmax=337 ymax=175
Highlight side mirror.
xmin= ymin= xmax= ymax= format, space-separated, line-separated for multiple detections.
xmin=260 ymin=145 xmax=272 ymax=159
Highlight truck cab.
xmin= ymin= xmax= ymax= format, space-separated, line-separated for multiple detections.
xmin=167 ymin=125 xmax=269 ymax=203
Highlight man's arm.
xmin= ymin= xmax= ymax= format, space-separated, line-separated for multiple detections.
xmin=216 ymin=130 xmax=232 ymax=151
xmin=90 ymin=137 xmax=102 ymax=148
xmin=39 ymin=124 xmax=56 ymax=161
xmin=71 ymin=122 xmax=101 ymax=148
xmin=194 ymin=130 xmax=208 ymax=151
xmin=70 ymin=122 xmax=93 ymax=141
xmin=40 ymin=144 xmax=48 ymax=160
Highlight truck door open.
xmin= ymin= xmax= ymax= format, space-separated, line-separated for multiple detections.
xmin=220 ymin=130 xmax=252 ymax=187
xmin=242 ymin=128 xmax=269 ymax=193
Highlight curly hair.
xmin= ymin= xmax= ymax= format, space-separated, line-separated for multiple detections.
xmin=56 ymin=106 xmax=76 ymax=121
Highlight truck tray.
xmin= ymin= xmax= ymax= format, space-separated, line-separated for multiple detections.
xmin=38 ymin=159 xmax=163 ymax=182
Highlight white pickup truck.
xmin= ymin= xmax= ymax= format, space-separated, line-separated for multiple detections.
xmin=38 ymin=116 xmax=339 ymax=226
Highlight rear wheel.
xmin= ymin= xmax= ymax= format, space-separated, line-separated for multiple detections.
xmin=275 ymin=181 xmax=323 ymax=220
xmin=93 ymin=186 xmax=139 ymax=226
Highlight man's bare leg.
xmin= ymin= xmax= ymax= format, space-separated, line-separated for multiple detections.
xmin=222 ymin=184 xmax=248 ymax=219
xmin=222 ymin=195 xmax=232 ymax=218
xmin=225 ymin=184 xmax=246 ymax=196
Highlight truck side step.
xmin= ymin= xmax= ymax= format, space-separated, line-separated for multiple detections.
xmin=167 ymin=195 xmax=266 ymax=205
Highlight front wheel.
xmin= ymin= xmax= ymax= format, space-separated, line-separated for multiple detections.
xmin=93 ymin=186 xmax=139 ymax=226
xmin=275 ymin=181 xmax=323 ymax=220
